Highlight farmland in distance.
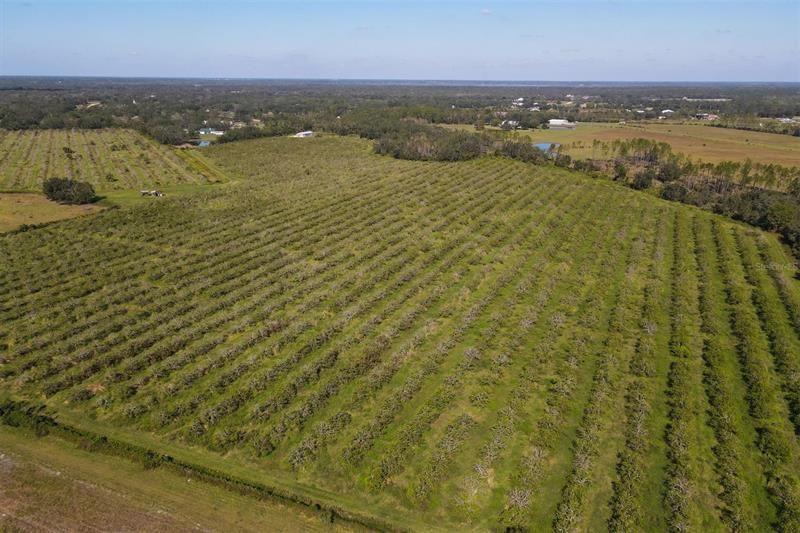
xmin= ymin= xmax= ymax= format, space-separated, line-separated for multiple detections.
xmin=444 ymin=122 xmax=800 ymax=165
xmin=0 ymin=129 xmax=223 ymax=191
xmin=2 ymin=136 xmax=800 ymax=531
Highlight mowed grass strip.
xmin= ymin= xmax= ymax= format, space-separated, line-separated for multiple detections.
xmin=431 ymin=178 xmax=630 ymax=528
xmin=662 ymin=210 xmax=725 ymax=532
xmin=493 ymin=191 xmax=638 ymax=531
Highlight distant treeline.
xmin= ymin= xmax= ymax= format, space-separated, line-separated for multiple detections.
xmin=607 ymin=137 xmax=800 ymax=191
xmin=712 ymin=116 xmax=800 ymax=137
xmin=2 ymin=78 xmax=799 ymax=141
xmin=606 ymin=138 xmax=800 ymax=260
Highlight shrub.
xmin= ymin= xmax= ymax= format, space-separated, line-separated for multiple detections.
xmin=631 ymin=169 xmax=655 ymax=190
xmin=657 ymin=159 xmax=683 ymax=182
xmin=42 ymin=177 xmax=97 ymax=204
xmin=613 ymin=160 xmax=627 ymax=181
xmin=497 ymin=141 xmax=546 ymax=164
xmin=572 ymin=159 xmax=601 ymax=173
xmin=661 ymin=182 xmax=688 ymax=202
xmin=554 ymin=154 xmax=572 ymax=168
xmin=144 ymin=125 xmax=186 ymax=145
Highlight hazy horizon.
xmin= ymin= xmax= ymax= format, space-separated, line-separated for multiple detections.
xmin=3 ymin=76 xmax=800 ymax=86
xmin=2 ymin=0 xmax=799 ymax=82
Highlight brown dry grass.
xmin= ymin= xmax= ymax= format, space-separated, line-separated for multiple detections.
xmin=533 ymin=123 xmax=800 ymax=165
xmin=444 ymin=122 xmax=800 ymax=165
xmin=0 ymin=193 xmax=103 ymax=233
xmin=0 ymin=428 xmax=363 ymax=532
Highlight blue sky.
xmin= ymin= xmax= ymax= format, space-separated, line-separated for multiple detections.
xmin=1 ymin=1 xmax=798 ymax=81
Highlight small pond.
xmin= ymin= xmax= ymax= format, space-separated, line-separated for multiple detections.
xmin=533 ymin=142 xmax=560 ymax=152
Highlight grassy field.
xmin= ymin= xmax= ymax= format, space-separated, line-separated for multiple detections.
xmin=446 ymin=122 xmax=800 ymax=165
xmin=0 ymin=129 xmax=226 ymax=191
xmin=0 ymin=192 xmax=104 ymax=233
xmin=0 ymin=425 xmax=360 ymax=532
xmin=0 ymin=185 xmax=229 ymax=234
xmin=2 ymin=136 xmax=800 ymax=531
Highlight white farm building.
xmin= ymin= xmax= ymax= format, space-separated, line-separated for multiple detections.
xmin=548 ymin=119 xmax=576 ymax=130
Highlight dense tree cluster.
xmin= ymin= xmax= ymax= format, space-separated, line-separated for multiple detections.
xmin=217 ymin=123 xmax=296 ymax=144
xmin=373 ymin=127 xmax=483 ymax=161
xmin=715 ymin=186 xmax=800 ymax=258
xmin=140 ymin=124 xmax=186 ymax=145
xmin=42 ymin=177 xmax=97 ymax=204
xmin=609 ymin=138 xmax=800 ymax=190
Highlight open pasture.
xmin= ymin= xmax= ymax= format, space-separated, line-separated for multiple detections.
xmin=534 ymin=122 xmax=800 ymax=165
xmin=447 ymin=122 xmax=800 ymax=165
xmin=0 ymin=129 xmax=224 ymax=191
xmin=0 ymin=192 xmax=103 ymax=233
xmin=2 ymin=136 xmax=800 ymax=531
